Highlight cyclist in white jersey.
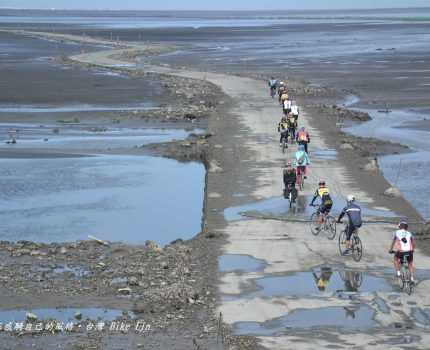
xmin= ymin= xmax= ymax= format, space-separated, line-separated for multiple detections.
xmin=389 ymin=220 xmax=416 ymax=283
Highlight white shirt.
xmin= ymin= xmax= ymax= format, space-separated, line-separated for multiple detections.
xmin=393 ymin=229 xmax=413 ymax=252
xmin=283 ymin=100 xmax=292 ymax=109
xmin=291 ymin=105 xmax=299 ymax=115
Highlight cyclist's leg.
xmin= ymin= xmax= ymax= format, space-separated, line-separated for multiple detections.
xmin=394 ymin=252 xmax=401 ymax=277
xmin=345 ymin=224 xmax=354 ymax=251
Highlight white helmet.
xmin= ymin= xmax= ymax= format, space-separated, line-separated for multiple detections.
xmin=280 ymin=81 xmax=285 ymax=86
xmin=347 ymin=194 xmax=355 ymax=203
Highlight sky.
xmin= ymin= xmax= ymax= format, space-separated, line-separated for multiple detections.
xmin=1 ymin=0 xmax=430 ymax=10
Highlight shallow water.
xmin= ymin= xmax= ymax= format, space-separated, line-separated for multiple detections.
xmin=233 ymin=305 xmax=375 ymax=335
xmin=0 ymin=103 xmax=156 ymax=113
xmin=0 ymin=155 xmax=205 ymax=244
xmin=224 ymin=195 xmax=396 ymax=222
xmin=0 ymin=308 xmax=129 ymax=323
xmin=219 ymin=254 xmax=267 ymax=273
xmin=0 ymin=125 xmax=200 ymax=150
xmin=313 ymin=148 xmax=338 ymax=161
xmin=346 ymin=108 xmax=430 ymax=219
xmin=244 ymin=268 xmax=393 ymax=299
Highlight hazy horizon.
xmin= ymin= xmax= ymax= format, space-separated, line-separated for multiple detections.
xmin=1 ymin=0 xmax=430 ymax=11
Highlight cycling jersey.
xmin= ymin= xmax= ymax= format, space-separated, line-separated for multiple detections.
xmin=278 ymin=122 xmax=289 ymax=132
xmin=283 ymin=100 xmax=292 ymax=110
xmin=338 ymin=203 xmax=362 ymax=228
xmin=291 ymin=105 xmax=299 ymax=115
xmin=393 ymin=229 xmax=414 ymax=252
xmin=297 ymin=130 xmax=309 ymax=142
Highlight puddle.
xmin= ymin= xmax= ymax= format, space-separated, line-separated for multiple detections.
xmin=0 ymin=125 xmax=202 ymax=151
xmin=313 ymin=148 xmax=338 ymax=160
xmin=219 ymin=254 xmax=267 ymax=273
xmin=242 ymin=268 xmax=393 ymax=299
xmin=0 ymin=308 xmax=130 ymax=323
xmin=412 ymin=308 xmax=430 ymax=325
xmin=224 ymin=195 xmax=397 ymax=222
xmin=110 ymin=277 xmax=128 ymax=285
xmin=233 ymin=306 xmax=375 ymax=335
xmin=0 ymin=103 xmax=157 ymax=113
xmin=53 ymin=265 xmax=89 ymax=278
xmin=375 ymin=297 xmax=390 ymax=314
xmin=0 ymin=155 xmax=205 ymax=245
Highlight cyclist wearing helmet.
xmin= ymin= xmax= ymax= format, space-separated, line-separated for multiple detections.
xmin=296 ymin=127 xmax=310 ymax=154
xmin=337 ymin=195 xmax=362 ymax=255
xmin=389 ymin=220 xmax=416 ymax=283
xmin=283 ymin=161 xmax=297 ymax=201
xmin=268 ymin=77 xmax=278 ymax=98
xmin=278 ymin=116 xmax=289 ymax=146
xmin=287 ymin=113 xmax=297 ymax=140
xmin=310 ymin=180 xmax=333 ymax=218
xmin=278 ymin=82 xmax=286 ymax=102
xmin=291 ymin=101 xmax=299 ymax=121
xmin=294 ymin=144 xmax=310 ymax=184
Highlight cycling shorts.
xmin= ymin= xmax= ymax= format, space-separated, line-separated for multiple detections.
xmin=318 ymin=203 xmax=332 ymax=215
xmin=395 ymin=251 xmax=414 ymax=263
xmin=346 ymin=223 xmax=358 ymax=241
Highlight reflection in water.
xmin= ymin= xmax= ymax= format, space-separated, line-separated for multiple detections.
xmin=312 ymin=267 xmax=333 ymax=291
xmin=340 ymin=270 xmax=363 ymax=292
xmin=312 ymin=267 xmax=363 ymax=292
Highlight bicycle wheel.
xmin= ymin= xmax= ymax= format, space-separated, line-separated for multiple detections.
xmin=352 ymin=235 xmax=363 ymax=262
xmin=282 ymin=140 xmax=287 ymax=154
xmin=299 ymin=174 xmax=304 ymax=190
xmin=325 ymin=216 xmax=337 ymax=240
xmin=310 ymin=212 xmax=321 ymax=236
xmin=289 ymin=191 xmax=293 ymax=209
xmin=338 ymin=230 xmax=347 ymax=256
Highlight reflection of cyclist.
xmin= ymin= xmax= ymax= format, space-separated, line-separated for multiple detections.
xmin=342 ymin=270 xmax=361 ymax=292
xmin=389 ymin=220 xmax=416 ymax=283
xmin=337 ymin=195 xmax=362 ymax=256
xmin=312 ymin=267 xmax=333 ymax=291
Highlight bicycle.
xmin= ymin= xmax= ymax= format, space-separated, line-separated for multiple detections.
xmin=338 ymin=223 xmax=363 ymax=261
xmin=390 ymin=251 xmax=414 ymax=295
xmin=309 ymin=205 xmax=336 ymax=239
xmin=284 ymin=183 xmax=297 ymax=209
xmin=296 ymin=165 xmax=306 ymax=190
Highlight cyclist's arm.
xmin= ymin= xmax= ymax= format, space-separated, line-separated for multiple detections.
xmin=337 ymin=209 xmax=346 ymax=222
xmin=310 ymin=191 xmax=318 ymax=205
xmin=389 ymin=237 xmax=396 ymax=252
xmin=411 ymin=236 xmax=416 ymax=251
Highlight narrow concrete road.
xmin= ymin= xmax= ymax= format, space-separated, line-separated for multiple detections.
xmin=69 ymin=44 xmax=430 ymax=349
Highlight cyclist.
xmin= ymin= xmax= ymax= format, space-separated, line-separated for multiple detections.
xmin=389 ymin=220 xmax=416 ymax=283
xmin=277 ymin=116 xmax=289 ymax=147
xmin=291 ymin=101 xmax=299 ymax=121
xmin=280 ymin=91 xmax=289 ymax=105
xmin=283 ymin=161 xmax=297 ymax=202
xmin=294 ymin=144 xmax=310 ymax=184
xmin=287 ymin=113 xmax=297 ymax=141
xmin=278 ymin=82 xmax=286 ymax=102
xmin=283 ymin=98 xmax=292 ymax=116
xmin=268 ymin=77 xmax=278 ymax=98
xmin=337 ymin=195 xmax=362 ymax=256
xmin=309 ymin=180 xmax=333 ymax=226
xmin=296 ymin=127 xmax=310 ymax=154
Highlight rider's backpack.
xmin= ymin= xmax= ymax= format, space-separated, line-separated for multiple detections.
xmin=298 ymin=131 xmax=307 ymax=141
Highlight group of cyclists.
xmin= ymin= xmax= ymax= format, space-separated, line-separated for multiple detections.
xmin=268 ymin=76 xmax=417 ymax=285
